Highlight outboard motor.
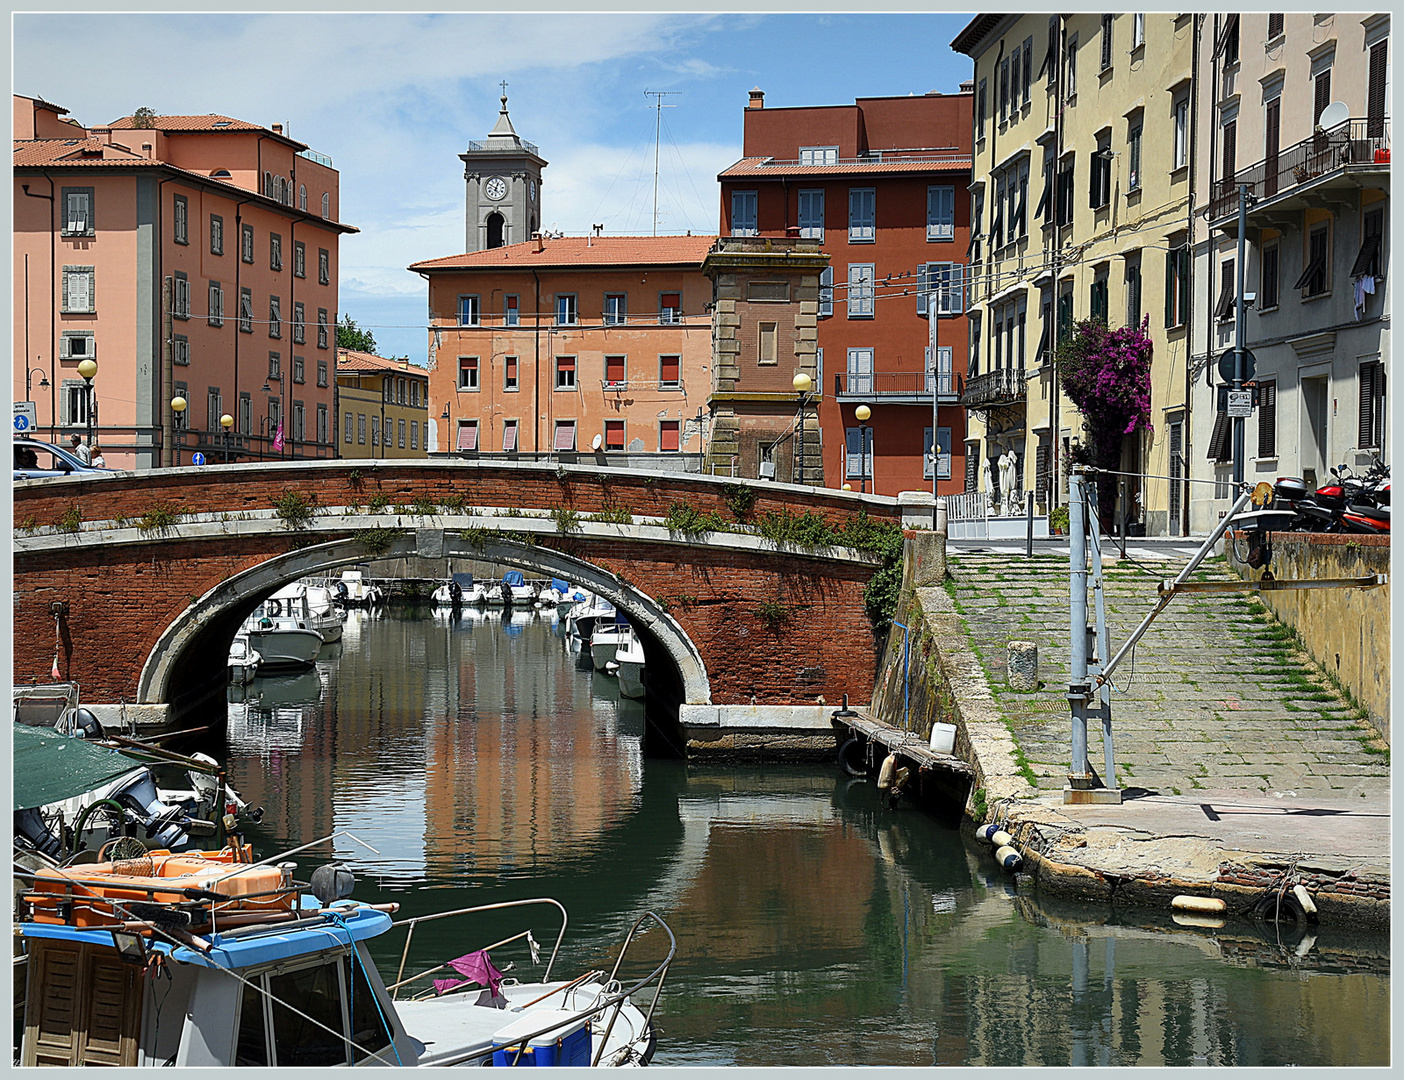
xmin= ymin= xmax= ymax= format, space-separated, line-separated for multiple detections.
xmin=14 ymin=807 xmax=65 ymax=860
xmin=66 ymin=707 xmax=104 ymax=740
xmin=111 ymin=771 xmax=189 ymax=850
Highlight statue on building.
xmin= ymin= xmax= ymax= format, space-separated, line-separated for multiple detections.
xmin=999 ymin=451 xmax=1019 ymax=517
xmin=981 ymin=455 xmax=998 ymax=515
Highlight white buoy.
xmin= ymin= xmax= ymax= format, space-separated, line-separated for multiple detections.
xmin=1293 ymin=884 xmax=1317 ymax=917
xmin=989 ymin=830 xmax=1015 ymax=849
xmin=1171 ymin=895 xmax=1226 ymax=915
xmin=976 ymin=823 xmax=1003 ymax=843
xmin=877 ymin=753 xmax=899 ymax=790
xmin=994 ymin=845 xmax=1022 ymax=871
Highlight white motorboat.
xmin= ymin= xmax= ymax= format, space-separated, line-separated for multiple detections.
xmin=571 ymin=595 xmax=616 ymax=642
xmin=16 ymin=859 xmax=674 ymax=1068
xmin=559 ymin=586 xmax=590 ymax=618
xmin=336 ymin=568 xmax=384 ymax=607
xmin=464 ymin=578 xmax=488 ymax=604
xmin=269 ymin=582 xmax=343 ymax=644
xmin=483 ymin=580 xmax=506 ymax=606
xmin=431 ymin=580 xmax=459 ymax=606
xmin=228 ymin=634 xmax=261 ymax=684
xmin=616 ymin=626 xmax=646 ymax=700
xmin=502 ymin=569 xmax=536 ymax=607
xmin=590 ymin=616 xmax=631 ymax=672
xmin=537 ymin=578 xmax=571 ymax=607
xmin=245 ymin=605 xmax=322 ymax=670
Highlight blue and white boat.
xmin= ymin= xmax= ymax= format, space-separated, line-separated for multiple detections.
xmin=502 ymin=569 xmax=536 ymax=607
xmin=590 ymin=615 xmax=632 ymax=672
xmin=15 ymin=848 xmax=674 ymax=1067
xmin=537 ymin=578 xmax=572 ymax=607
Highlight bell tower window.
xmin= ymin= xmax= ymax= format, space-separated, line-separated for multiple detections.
xmin=486 ymin=212 xmax=505 ymax=249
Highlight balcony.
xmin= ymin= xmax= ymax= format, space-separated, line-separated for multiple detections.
xmin=833 ymin=371 xmax=962 ymax=404
xmin=1208 ymin=118 xmax=1390 ymax=227
xmin=467 ymin=138 xmax=540 ymax=157
xmin=960 ymin=367 xmax=1026 ymax=408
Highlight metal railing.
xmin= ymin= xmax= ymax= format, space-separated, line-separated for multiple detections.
xmin=467 ymin=138 xmax=540 ymax=156
xmin=948 ymin=486 xmax=1027 ymax=521
xmin=297 ymin=148 xmax=334 ymax=168
xmin=959 ymin=367 xmax=1027 ymax=407
xmin=755 ymin=151 xmax=970 ymax=168
xmin=1208 ymin=117 xmax=1390 ymax=222
xmin=833 ymin=371 xmax=962 ymax=399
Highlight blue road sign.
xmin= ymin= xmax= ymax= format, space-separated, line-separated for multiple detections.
xmin=14 ymin=414 xmax=31 ymax=432
xmin=191 ymin=452 xmax=207 ymax=466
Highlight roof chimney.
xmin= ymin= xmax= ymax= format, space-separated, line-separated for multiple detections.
xmin=533 ymin=231 xmax=545 ymax=253
xmin=748 ymin=87 xmax=765 ymax=109
xmin=958 ymin=80 xmax=974 ymax=93
xmin=272 ymin=123 xmax=283 ymax=135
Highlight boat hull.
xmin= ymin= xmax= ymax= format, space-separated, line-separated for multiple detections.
xmin=618 ymin=660 xmax=646 ymax=699
xmin=247 ymin=627 xmax=322 ymax=669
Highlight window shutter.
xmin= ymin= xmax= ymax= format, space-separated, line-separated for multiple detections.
xmin=554 ymin=422 xmax=575 ymax=451
xmin=1257 ymin=382 xmax=1277 ymax=458
xmin=1314 ymin=69 xmax=1330 ymax=127
xmin=1368 ymin=41 xmax=1388 ymax=137
xmin=1164 ymin=250 xmax=1176 ymax=327
xmin=917 ymin=263 xmax=929 ymax=316
xmin=1358 ymin=363 xmax=1379 ymax=448
xmin=1221 ymin=121 xmax=1236 ymax=187
xmin=819 ymin=265 xmax=833 ymax=317
xmin=1206 ymin=410 xmax=1231 ymax=460
xmin=503 ymin=423 xmax=518 ymax=452
xmin=660 ymin=421 xmax=680 ymax=452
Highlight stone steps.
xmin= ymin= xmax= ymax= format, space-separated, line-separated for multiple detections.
xmin=945 ymin=553 xmax=1388 ymax=799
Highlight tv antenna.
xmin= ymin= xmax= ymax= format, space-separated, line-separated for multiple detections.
xmin=643 ymin=90 xmax=679 ymax=236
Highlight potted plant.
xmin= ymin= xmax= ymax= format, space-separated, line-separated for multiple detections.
xmin=1049 ymin=504 xmax=1070 ymax=536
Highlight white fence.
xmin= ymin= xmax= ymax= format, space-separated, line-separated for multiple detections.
xmin=947 ymin=487 xmax=1049 ymax=541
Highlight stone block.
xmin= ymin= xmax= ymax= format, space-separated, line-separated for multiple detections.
xmin=1007 ymin=641 xmax=1039 ymax=690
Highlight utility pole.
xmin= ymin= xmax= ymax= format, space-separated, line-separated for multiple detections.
xmin=1232 ymin=183 xmax=1250 ymax=486
xmin=643 ymin=90 xmax=679 ymax=236
xmin=161 ymin=276 xmax=174 ymax=468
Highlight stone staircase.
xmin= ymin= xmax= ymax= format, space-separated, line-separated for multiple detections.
xmin=945 ymin=551 xmax=1389 ymax=799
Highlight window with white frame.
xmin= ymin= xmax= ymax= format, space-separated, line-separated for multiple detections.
xmin=317 ymin=358 xmax=328 ymax=387
xmin=322 ymin=192 xmax=330 ymax=217
xmin=504 ymin=294 xmax=520 ymax=326
xmin=268 ymin=295 xmax=281 ymax=338
xmin=208 ymin=281 xmax=224 ymax=327
xmin=798 ymin=189 xmax=824 ymax=239
xmin=240 ymin=288 xmax=253 ymax=333
xmin=846 ymin=347 xmax=873 ymax=395
xmin=927 ymin=186 xmax=955 ymax=241
xmin=556 ymin=355 xmax=576 ymax=389
xmin=62 ymin=380 xmax=91 ymax=427
xmin=659 ymin=291 xmax=682 ymax=323
xmin=1173 ymin=93 xmax=1189 ymax=169
xmin=553 ymin=419 xmax=576 ymax=451
xmin=847 ymin=263 xmax=875 ymax=317
xmin=1100 ymin=14 xmax=1114 ymax=70
xmin=173 ymin=194 xmax=189 ymax=244
xmin=458 ymin=295 xmax=480 ymax=326
xmin=242 ymin=224 xmax=254 ymax=263
xmin=848 ymin=188 xmax=875 ymax=241
xmin=505 ymin=355 xmax=519 ymax=391
xmin=173 ymin=272 xmax=190 ymax=319
xmin=62 ymin=265 xmax=95 ymax=313
xmin=173 ymin=335 xmax=189 ymax=367
xmin=268 ymin=352 xmax=281 ymax=380
xmin=555 ymin=294 xmax=577 ymax=326
xmin=1065 ymin=35 xmax=1077 ymax=99
xmin=62 ymin=188 xmax=94 ymax=236
xmin=1090 ymin=131 xmax=1112 ymax=209
xmin=927 ymin=345 xmax=954 ymax=395
xmin=371 ymin=415 xmax=379 ymax=446
xmin=799 ymin=146 xmax=838 ymax=165
xmin=270 ymin=233 xmax=282 ymax=271
xmin=294 ymin=241 xmax=305 ymax=278
xmin=317 ymin=403 xmax=328 ymax=443
xmin=398 ymin=417 xmax=405 ymax=448
xmin=358 ymin=414 xmax=366 ymax=444
xmin=731 ymin=190 xmax=758 ymax=235
xmin=458 ymin=356 xmax=479 ymax=390
xmin=210 ymin=214 xmax=223 ymax=255
xmin=604 ymin=293 xmax=627 ymax=325
xmin=345 ymin=411 xmax=354 ymax=443
xmin=1127 ymin=114 xmax=1143 ymax=191
xmin=59 ymin=331 xmax=94 ymax=360
xmin=293 ymin=302 xmax=305 ymax=343
xmin=1132 ymin=13 xmax=1145 ymax=49
xmin=318 ymin=248 xmax=329 ymax=285
xmin=299 ymin=184 xmax=308 ymax=211
xmin=922 ymin=263 xmax=965 ymax=316
xmin=317 ymin=308 xmax=328 ymax=348
xmin=293 ymin=355 xmax=305 ymax=384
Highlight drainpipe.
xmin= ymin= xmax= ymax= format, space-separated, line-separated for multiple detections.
xmin=531 ymin=266 xmax=542 ymax=455
xmin=233 ymin=197 xmax=253 ymax=458
xmin=1049 ymin=20 xmax=1063 ymax=508
xmin=21 ymin=176 xmax=56 ymax=438
xmin=1184 ymin=14 xmax=1203 ymax=536
xmin=158 ymin=175 xmax=175 ymax=467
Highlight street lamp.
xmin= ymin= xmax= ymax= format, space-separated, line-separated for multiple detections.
xmin=261 ymin=373 xmax=284 ymax=458
xmin=76 ymin=358 xmax=97 ymax=453
xmin=792 ymin=372 xmax=812 ymax=485
xmin=220 ymin=413 xmax=234 ymax=464
xmin=855 ymin=404 xmax=872 ymax=494
xmin=170 ymin=396 xmax=187 ymax=466
xmin=25 ymin=365 xmax=49 ymax=401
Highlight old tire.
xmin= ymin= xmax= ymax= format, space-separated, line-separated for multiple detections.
xmin=838 ymin=737 xmax=868 ymax=778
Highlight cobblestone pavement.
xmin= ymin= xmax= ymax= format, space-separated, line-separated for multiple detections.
xmin=944 ymin=550 xmax=1390 ymax=800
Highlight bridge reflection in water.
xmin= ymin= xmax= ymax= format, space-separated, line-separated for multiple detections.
xmin=219 ymin=609 xmax=1387 ymax=1068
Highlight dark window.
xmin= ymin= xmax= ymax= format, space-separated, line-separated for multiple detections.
xmin=1089 ymin=135 xmax=1111 ymax=208
xmin=1267 ymin=14 xmax=1284 ymax=39
xmin=1261 ymin=243 xmax=1280 ymax=309
xmin=556 ymin=355 xmax=576 ymax=389
xmin=1257 ymin=381 xmax=1277 ymax=458
xmin=267 ymin=962 xmax=349 ymax=1066
xmin=1100 ymin=14 xmax=1114 ymax=69
xmin=173 ymin=195 xmax=189 ymax=244
xmin=240 ymin=288 xmax=253 ymax=333
xmin=1164 ymin=245 xmax=1190 ymax=327
xmin=235 ymin=981 xmax=269 ymax=1065
xmin=1089 ymin=273 xmax=1108 ymax=322
xmin=318 ymin=248 xmax=330 ymax=285
xmin=1125 ymin=256 xmax=1142 ymax=325
xmin=210 ymin=214 xmax=224 ymax=255
xmin=1214 ymin=14 xmax=1239 ymax=65
xmin=242 ymin=224 xmax=254 ymax=263
xmin=294 ymin=241 xmax=306 ymax=278
xmin=505 ymin=355 xmax=518 ymax=390
xmin=1368 ymin=40 xmax=1388 ymax=138
xmin=1214 ymin=258 xmax=1236 ymax=321
xmin=1293 ymin=225 xmax=1329 ymax=296
xmin=1219 ymin=120 xmax=1237 ymax=200
xmin=1265 ymin=97 xmax=1281 ymax=197
xmin=1206 ymin=409 xmax=1232 ymax=461
xmin=1352 ymin=207 xmax=1385 ymax=278
xmin=1359 ymin=361 xmax=1385 ymax=449
xmin=270 ymin=233 xmax=282 ymax=271
xmin=1056 ymin=159 xmax=1074 ymax=226
xmin=458 ymin=356 xmax=479 ymax=390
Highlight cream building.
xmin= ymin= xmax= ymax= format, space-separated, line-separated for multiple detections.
xmin=953 ymin=14 xmax=1195 ymax=534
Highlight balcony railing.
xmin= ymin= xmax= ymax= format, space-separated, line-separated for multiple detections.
xmin=833 ymin=371 xmax=962 ymax=401
xmin=467 ymin=138 xmax=540 ymax=157
xmin=960 ymin=367 xmax=1026 ymax=407
xmin=1208 ymin=117 xmax=1390 ymax=222
xmin=754 ymin=150 xmax=970 ymax=168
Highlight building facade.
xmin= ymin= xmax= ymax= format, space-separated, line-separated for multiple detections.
xmin=717 ymin=89 xmax=973 ymax=495
xmin=336 ymin=350 xmax=430 ymax=459
xmin=411 ymin=234 xmax=715 ymax=463
xmin=953 ymin=14 xmax=1195 ymax=533
xmin=1187 ymin=13 xmax=1391 ymax=532
xmin=13 ymin=95 xmax=354 ymax=468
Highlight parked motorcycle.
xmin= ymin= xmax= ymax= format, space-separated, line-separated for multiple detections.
xmin=1270 ymin=461 xmax=1389 ymax=534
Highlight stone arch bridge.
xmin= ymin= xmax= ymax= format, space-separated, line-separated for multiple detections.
xmin=14 ymin=461 xmax=931 ymax=741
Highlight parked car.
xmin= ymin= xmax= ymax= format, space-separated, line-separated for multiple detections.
xmin=12 ymin=437 xmax=111 ymax=480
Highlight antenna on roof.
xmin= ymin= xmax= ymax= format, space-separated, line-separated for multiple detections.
xmin=643 ymin=90 xmax=680 ymax=237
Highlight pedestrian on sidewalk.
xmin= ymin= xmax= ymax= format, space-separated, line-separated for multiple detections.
xmin=69 ymin=434 xmax=91 ymax=464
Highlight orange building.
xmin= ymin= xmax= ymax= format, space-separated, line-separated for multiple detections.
xmin=410 ymin=235 xmax=715 ymax=462
xmin=718 ymin=88 xmax=974 ymax=496
xmin=13 ymin=95 xmax=355 ymax=468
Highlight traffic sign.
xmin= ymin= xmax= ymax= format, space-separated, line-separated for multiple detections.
xmin=1217 ymin=347 xmax=1256 ymax=384
xmin=13 ymin=401 xmax=36 ymax=432
xmin=1226 ymin=390 xmax=1254 ymax=418
xmin=191 ymin=452 xmax=207 ymax=466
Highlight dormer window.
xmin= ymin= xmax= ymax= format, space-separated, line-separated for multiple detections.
xmin=209 ymin=169 xmax=232 ymax=179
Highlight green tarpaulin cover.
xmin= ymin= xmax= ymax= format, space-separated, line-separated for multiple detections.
xmin=12 ymin=724 xmax=143 ymax=810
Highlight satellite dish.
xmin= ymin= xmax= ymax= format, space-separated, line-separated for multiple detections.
xmin=1317 ymin=101 xmax=1350 ymax=131
xmin=591 ymin=433 xmax=603 ymax=451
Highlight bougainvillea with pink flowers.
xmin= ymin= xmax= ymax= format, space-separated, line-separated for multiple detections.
xmin=1054 ymin=316 xmax=1154 ymax=511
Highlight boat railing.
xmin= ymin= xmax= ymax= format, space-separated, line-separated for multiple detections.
xmin=591 ymin=910 xmax=675 ymax=1066
xmin=387 ymin=897 xmax=569 ymax=996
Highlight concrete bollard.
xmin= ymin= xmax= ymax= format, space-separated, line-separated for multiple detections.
xmin=1007 ymin=640 xmax=1039 ymax=691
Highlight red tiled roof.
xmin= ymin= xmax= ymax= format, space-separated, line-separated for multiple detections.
xmin=13 ymin=138 xmax=147 ymax=166
xmin=109 ymin=114 xmax=259 ymax=133
xmin=410 ymin=234 xmax=717 ymax=273
xmin=337 ymin=349 xmax=427 ymax=375
xmin=719 ymin=156 xmax=972 ymax=179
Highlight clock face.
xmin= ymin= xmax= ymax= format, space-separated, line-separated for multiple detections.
xmin=485 ymin=176 xmax=507 ymax=201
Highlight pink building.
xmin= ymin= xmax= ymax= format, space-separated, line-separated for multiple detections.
xmin=13 ymin=95 xmax=356 ymax=468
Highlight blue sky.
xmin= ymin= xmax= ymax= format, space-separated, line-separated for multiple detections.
xmin=14 ymin=12 xmax=977 ymax=363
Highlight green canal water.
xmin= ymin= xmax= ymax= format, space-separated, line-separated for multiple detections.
xmin=220 ymin=606 xmax=1389 ymax=1067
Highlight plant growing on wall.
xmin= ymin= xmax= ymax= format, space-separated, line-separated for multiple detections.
xmin=273 ymin=489 xmax=317 ymax=529
xmin=1054 ymin=315 xmax=1153 ymax=511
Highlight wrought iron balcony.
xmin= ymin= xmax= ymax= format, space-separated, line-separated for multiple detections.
xmin=833 ymin=371 xmax=962 ymax=403
xmin=960 ymin=367 xmax=1026 ymax=407
xmin=1208 ymin=118 xmax=1390 ymax=224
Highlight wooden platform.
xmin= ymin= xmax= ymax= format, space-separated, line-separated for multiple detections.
xmin=833 ymin=712 xmax=974 ymax=776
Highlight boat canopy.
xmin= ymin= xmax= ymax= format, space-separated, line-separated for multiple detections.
xmin=503 ymin=570 xmax=526 ymax=587
xmin=551 ymin=579 xmax=570 ymax=593
xmin=12 ymin=723 xmax=144 ymax=811
xmin=452 ymin=573 xmax=474 ymax=588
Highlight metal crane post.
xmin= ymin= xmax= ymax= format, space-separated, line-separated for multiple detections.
xmin=1067 ymin=469 xmax=1092 ymax=789
xmin=1086 ymin=481 xmax=1115 ymax=787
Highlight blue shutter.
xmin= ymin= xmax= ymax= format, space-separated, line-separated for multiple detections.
xmin=917 ymin=264 xmax=930 ymax=316
xmin=928 ymin=187 xmax=955 ymax=240
xmin=819 ymin=265 xmax=833 ymax=317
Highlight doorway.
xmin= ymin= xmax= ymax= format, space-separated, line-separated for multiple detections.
xmin=1300 ymin=375 xmax=1329 ymax=488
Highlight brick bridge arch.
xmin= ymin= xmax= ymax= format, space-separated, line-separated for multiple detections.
xmin=14 ymin=461 xmax=911 ymax=727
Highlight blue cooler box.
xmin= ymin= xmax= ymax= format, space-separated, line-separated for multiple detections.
xmin=491 ymin=1008 xmax=592 ymax=1067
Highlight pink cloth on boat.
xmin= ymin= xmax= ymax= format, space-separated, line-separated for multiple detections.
xmin=432 ymin=950 xmax=504 ymax=996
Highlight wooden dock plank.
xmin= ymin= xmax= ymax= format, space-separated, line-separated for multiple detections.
xmin=834 ymin=712 xmax=974 ymax=775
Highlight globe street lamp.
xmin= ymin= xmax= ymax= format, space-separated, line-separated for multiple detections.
xmin=76 ymin=358 xmax=97 ymax=453
xmin=855 ymin=404 xmax=872 ymax=494
xmin=220 ymin=413 xmax=234 ymax=463
xmin=170 ymin=396 xmax=188 ymax=466
xmin=791 ymin=371 xmax=813 ymax=485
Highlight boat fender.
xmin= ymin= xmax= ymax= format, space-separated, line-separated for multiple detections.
xmin=988 ymin=830 xmax=1015 ymax=849
xmin=1171 ymin=895 xmax=1226 ymax=915
xmin=1172 ymin=911 xmax=1226 ymax=929
xmin=876 ymin=753 xmax=899 ymax=790
xmin=994 ymin=845 xmax=1022 ymax=872
xmin=1292 ymin=884 xmax=1318 ymax=919
xmin=976 ymin=823 xmax=1005 ymax=844
xmin=831 ymin=735 xmax=864 ymax=780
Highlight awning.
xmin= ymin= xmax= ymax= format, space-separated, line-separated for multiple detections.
xmin=554 ymin=422 xmax=575 ymax=451
xmin=457 ymin=422 xmax=478 ymax=451
xmin=12 ymin=724 xmax=144 ymax=810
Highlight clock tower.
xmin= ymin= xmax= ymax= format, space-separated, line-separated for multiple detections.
xmin=460 ymin=89 xmax=546 ymax=253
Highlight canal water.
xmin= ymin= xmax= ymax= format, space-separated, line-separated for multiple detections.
xmin=219 ymin=606 xmax=1389 ymax=1067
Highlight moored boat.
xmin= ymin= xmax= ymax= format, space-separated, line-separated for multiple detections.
xmin=590 ymin=616 xmax=631 ymax=672
xmin=503 ymin=569 xmax=536 ymax=607
xmin=227 ymin=634 xmax=261 ymax=684
xmin=245 ymin=606 xmax=322 ymax=670
xmin=616 ymin=626 xmax=646 ymax=700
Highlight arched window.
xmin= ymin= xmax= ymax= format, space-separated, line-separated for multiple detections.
xmin=264 ymin=172 xmax=273 ymax=198
xmin=321 ymin=192 xmax=330 ymax=217
xmin=486 ymin=212 xmax=505 ymax=249
xmin=299 ymin=184 xmax=307 ymax=211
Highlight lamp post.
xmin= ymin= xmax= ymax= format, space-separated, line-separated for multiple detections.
xmin=170 ymin=396 xmax=187 ymax=466
xmin=855 ymin=403 xmax=872 ymax=494
xmin=25 ymin=365 xmax=49 ymax=402
xmin=792 ymin=371 xmax=812 ymax=485
xmin=76 ymin=358 xmax=97 ymax=453
xmin=262 ymin=373 xmax=284 ymax=459
xmin=220 ymin=413 xmax=234 ymax=464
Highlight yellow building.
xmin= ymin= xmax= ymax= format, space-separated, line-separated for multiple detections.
xmin=953 ymin=14 xmax=1195 ymax=534
xmin=336 ymin=349 xmax=430 ymax=459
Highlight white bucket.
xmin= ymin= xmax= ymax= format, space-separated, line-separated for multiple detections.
xmin=929 ymin=722 xmax=956 ymax=755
